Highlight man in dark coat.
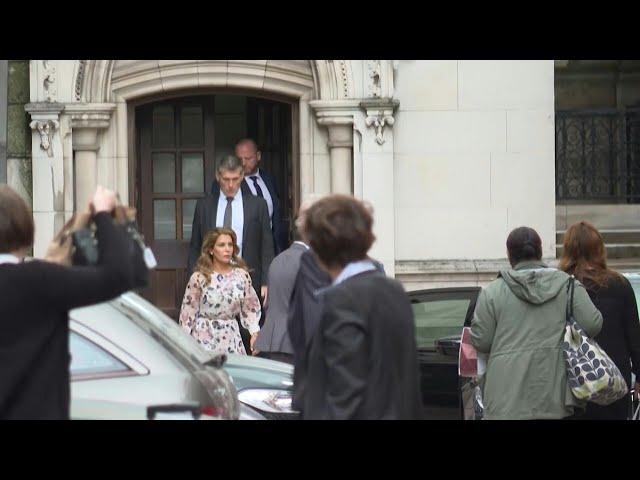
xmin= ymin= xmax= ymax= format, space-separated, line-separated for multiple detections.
xmin=189 ymin=155 xmax=274 ymax=351
xmin=211 ymin=138 xmax=286 ymax=254
xmin=298 ymin=194 xmax=422 ymax=420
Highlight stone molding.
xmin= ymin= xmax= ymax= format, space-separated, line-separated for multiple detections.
xmin=309 ymin=99 xmax=360 ymax=148
xmin=65 ymin=103 xmax=116 ymax=130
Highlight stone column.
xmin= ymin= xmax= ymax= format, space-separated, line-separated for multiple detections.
xmin=359 ymin=98 xmax=400 ymax=277
xmin=66 ymin=104 xmax=115 ymax=211
xmin=25 ymin=102 xmax=65 ymax=258
xmin=309 ymin=100 xmax=360 ymax=194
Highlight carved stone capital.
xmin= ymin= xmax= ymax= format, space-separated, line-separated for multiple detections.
xmin=29 ymin=120 xmax=59 ymax=157
xmin=360 ymin=98 xmax=400 ymax=145
xmin=25 ymin=102 xmax=65 ymax=157
xmin=66 ymin=103 xmax=116 ymax=130
xmin=64 ymin=103 xmax=116 ymax=151
xmin=310 ymin=100 xmax=360 ymax=148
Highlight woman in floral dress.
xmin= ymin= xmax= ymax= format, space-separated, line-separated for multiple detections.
xmin=179 ymin=228 xmax=261 ymax=355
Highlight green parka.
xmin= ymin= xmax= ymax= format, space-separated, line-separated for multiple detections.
xmin=470 ymin=260 xmax=603 ymax=420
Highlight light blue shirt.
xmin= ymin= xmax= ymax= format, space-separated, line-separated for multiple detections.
xmin=0 ymin=254 xmax=20 ymax=265
xmin=332 ymin=259 xmax=376 ymax=286
xmin=215 ymin=189 xmax=244 ymax=255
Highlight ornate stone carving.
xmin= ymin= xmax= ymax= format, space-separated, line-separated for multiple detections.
xmin=337 ymin=60 xmax=349 ymax=98
xmin=75 ymin=60 xmax=87 ymax=101
xmin=368 ymin=60 xmax=382 ymax=98
xmin=365 ymin=113 xmax=394 ymax=145
xmin=360 ymin=98 xmax=399 ymax=146
xmin=42 ymin=60 xmax=57 ymax=102
xmin=29 ymin=120 xmax=59 ymax=157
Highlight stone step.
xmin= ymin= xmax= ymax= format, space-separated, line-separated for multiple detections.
xmin=557 ymin=244 xmax=640 ymax=259
xmin=556 ymin=229 xmax=640 ymax=245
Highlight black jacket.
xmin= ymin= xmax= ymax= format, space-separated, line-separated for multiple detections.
xmin=187 ymin=192 xmax=274 ymax=289
xmin=288 ymin=250 xmax=332 ymax=411
xmin=583 ymin=274 xmax=640 ymax=419
xmin=0 ymin=212 xmax=134 ymax=420
xmin=302 ymin=271 xmax=422 ymax=420
xmin=211 ymin=169 xmax=285 ymax=254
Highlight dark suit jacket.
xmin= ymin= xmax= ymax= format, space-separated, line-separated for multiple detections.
xmin=211 ymin=169 xmax=286 ymax=254
xmin=302 ymin=271 xmax=422 ymax=420
xmin=187 ymin=192 xmax=274 ymax=289
xmin=287 ymin=250 xmax=332 ymax=412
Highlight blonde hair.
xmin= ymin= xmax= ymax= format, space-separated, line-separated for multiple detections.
xmin=195 ymin=228 xmax=249 ymax=282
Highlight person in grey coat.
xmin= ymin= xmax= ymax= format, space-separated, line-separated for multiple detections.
xmin=470 ymin=226 xmax=603 ymax=420
xmin=254 ymin=233 xmax=309 ymax=364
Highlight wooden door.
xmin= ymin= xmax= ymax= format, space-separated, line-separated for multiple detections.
xmin=247 ymin=98 xmax=293 ymax=246
xmin=137 ymin=97 xmax=215 ymax=319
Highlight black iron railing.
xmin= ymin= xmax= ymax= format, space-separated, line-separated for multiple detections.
xmin=556 ymin=107 xmax=640 ymax=202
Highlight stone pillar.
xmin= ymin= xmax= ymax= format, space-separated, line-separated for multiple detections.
xmin=25 ymin=102 xmax=65 ymax=258
xmin=309 ymin=100 xmax=360 ymax=194
xmin=66 ymin=104 xmax=115 ymax=211
xmin=359 ymin=98 xmax=400 ymax=277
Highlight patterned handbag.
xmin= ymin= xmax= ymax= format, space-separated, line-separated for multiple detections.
xmin=563 ymin=276 xmax=628 ymax=405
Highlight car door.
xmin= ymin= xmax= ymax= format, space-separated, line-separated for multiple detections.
xmin=408 ymin=287 xmax=480 ymax=419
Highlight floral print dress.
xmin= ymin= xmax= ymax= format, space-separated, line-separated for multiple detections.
xmin=179 ymin=268 xmax=261 ymax=355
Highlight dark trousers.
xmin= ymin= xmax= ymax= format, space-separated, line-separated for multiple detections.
xmin=582 ymin=395 xmax=632 ymax=420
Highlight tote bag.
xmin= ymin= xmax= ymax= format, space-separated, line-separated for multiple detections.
xmin=563 ymin=276 xmax=628 ymax=405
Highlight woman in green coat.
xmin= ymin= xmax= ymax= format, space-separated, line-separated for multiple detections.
xmin=470 ymin=226 xmax=603 ymax=420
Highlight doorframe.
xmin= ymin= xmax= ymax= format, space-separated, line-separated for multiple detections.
xmin=126 ymin=88 xmax=300 ymax=223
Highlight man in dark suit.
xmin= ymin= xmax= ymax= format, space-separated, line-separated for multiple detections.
xmin=298 ymin=194 xmax=422 ymax=420
xmin=188 ymin=154 xmax=274 ymax=306
xmin=212 ymin=138 xmax=286 ymax=254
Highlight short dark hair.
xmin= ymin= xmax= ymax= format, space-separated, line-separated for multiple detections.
xmin=506 ymin=226 xmax=542 ymax=266
xmin=0 ymin=185 xmax=34 ymax=253
xmin=303 ymin=194 xmax=375 ymax=269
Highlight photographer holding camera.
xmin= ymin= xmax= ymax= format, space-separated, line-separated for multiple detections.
xmin=0 ymin=185 xmax=135 ymax=420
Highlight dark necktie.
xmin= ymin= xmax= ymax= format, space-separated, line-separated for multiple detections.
xmin=223 ymin=196 xmax=233 ymax=228
xmin=250 ymin=176 xmax=264 ymax=198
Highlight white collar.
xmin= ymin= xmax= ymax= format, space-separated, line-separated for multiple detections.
xmin=247 ymin=169 xmax=262 ymax=180
xmin=332 ymin=259 xmax=376 ymax=286
xmin=0 ymin=254 xmax=21 ymax=265
xmin=293 ymin=241 xmax=309 ymax=250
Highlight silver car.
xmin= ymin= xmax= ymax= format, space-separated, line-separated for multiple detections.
xmin=70 ymin=292 xmax=239 ymax=420
xmin=69 ymin=292 xmax=298 ymax=420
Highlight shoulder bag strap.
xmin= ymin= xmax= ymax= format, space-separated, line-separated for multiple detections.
xmin=566 ymin=275 xmax=575 ymax=324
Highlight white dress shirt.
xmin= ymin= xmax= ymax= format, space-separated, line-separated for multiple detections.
xmin=244 ymin=169 xmax=274 ymax=225
xmin=215 ymin=189 xmax=244 ymax=255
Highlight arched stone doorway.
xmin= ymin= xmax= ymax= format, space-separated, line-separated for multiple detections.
xmin=27 ymin=60 xmax=399 ymax=280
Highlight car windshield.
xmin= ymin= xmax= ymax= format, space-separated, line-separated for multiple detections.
xmin=111 ymin=292 xmax=216 ymax=366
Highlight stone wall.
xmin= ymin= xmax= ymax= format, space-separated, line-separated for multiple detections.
xmin=6 ymin=60 xmax=31 ymax=206
xmin=393 ymin=60 xmax=556 ymax=262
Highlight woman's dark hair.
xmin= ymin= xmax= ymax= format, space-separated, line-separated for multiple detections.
xmin=0 ymin=185 xmax=34 ymax=254
xmin=506 ymin=226 xmax=542 ymax=267
xmin=558 ymin=221 xmax=621 ymax=288
xmin=303 ymin=194 xmax=375 ymax=269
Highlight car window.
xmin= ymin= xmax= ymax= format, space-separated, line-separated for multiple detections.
xmin=412 ymin=298 xmax=471 ymax=350
xmin=70 ymin=332 xmax=130 ymax=377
